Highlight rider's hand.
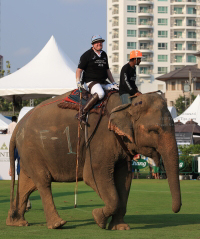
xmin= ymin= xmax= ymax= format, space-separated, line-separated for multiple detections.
xmin=77 ymin=81 xmax=81 ymax=89
xmin=134 ymin=91 xmax=142 ymax=97
xmin=112 ymin=82 xmax=119 ymax=90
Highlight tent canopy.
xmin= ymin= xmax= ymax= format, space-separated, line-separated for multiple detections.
xmin=174 ymin=95 xmax=200 ymax=125
xmin=168 ymin=106 xmax=177 ymax=119
xmin=0 ymin=114 xmax=11 ymax=130
xmin=0 ymin=36 xmax=77 ymax=101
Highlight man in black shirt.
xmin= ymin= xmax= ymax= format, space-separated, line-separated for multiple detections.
xmin=76 ymin=35 xmax=118 ymax=124
xmin=119 ymin=50 xmax=143 ymax=104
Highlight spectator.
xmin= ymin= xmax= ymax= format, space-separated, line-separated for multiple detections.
xmin=7 ymin=116 xmax=17 ymax=134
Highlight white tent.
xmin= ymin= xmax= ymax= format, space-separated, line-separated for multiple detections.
xmin=174 ymin=94 xmax=200 ymax=125
xmin=0 ymin=36 xmax=77 ymax=101
xmin=0 ymin=114 xmax=11 ymax=130
xmin=17 ymin=107 xmax=34 ymax=123
xmin=168 ymin=106 xmax=177 ymax=119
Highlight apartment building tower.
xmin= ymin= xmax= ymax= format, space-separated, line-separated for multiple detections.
xmin=107 ymin=0 xmax=200 ymax=93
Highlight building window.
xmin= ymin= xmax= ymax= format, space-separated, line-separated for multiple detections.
xmin=140 ymin=30 xmax=148 ymax=37
xmin=158 ymin=6 xmax=168 ymax=13
xmin=158 ymin=55 xmax=168 ymax=62
xmin=158 ymin=31 xmax=168 ymax=38
xmin=174 ymin=7 xmax=183 ymax=14
xmin=127 ymin=42 xmax=137 ymax=49
xmin=175 ymin=55 xmax=182 ymax=63
xmin=188 ymin=43 xmax=196 ymax=51
xmin=188 ymin=7 xmax=196 ymax=14
xmin=171 ymin=82 xmax=176 ymax=90
xmin=140 ymin=7 xmax=148 ymax=13
xmin=188 ymin=31 xmax=196 ymax=38
xmin=181 ymin=81 xmax=184 ymax=91
xmin=188 ymin=19 xmax=196 ymax=26
xmin=127 ymin=30 xmax=136 ymax=37
xmin=140 ymin=67 xmax=148 ymax=74
xmin=188 ymin=55 xmax=196 ymax=63
xmin=175 ymin=43 xmax=182 ymax=50
xmin=175 ymin=19 xmax=182 ymax=26
xmin=158 ymin=19 xmax=168 ymax=25
xmin=158 ymin=43 xmax=168 ymax=50
xmin=127 ymin=17 xmax=136 ymax=25
xmin=127 ymin=5 xmax=136 ymax=12
xmin=196 ymin=82 xmax=200 ymax=90
xmin=158 ymin=67 xmax=167 ymax=74
xmin=174 ymin=31 xmax=182 ymax=38
xmin=127 ymin=54 xmax=130 ymax=61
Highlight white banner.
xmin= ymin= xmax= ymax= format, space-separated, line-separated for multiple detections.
xmin=0 ymin=134 xmax=18 ymax=180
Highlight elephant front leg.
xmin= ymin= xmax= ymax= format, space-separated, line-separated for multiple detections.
xmin=108 ymin=160 xmax=132 ymax=230
xmin=83 ymin=157 xmax=120 ymax=229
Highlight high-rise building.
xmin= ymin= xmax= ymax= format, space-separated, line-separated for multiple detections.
xmin=0 ymin=55 xmax=3 ymax=76
xmin=107 ymin=0 xmax=200 ymax=93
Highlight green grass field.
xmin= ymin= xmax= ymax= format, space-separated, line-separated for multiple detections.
xmin=0 ymin=179 xmax=200 ymax=239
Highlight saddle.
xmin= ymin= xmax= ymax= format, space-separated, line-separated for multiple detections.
xmin=57 ymin=88 xmax=118 ymax=115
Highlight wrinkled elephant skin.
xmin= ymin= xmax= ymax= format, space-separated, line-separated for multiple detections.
xmin=6 ymin=92 xmax=181 ymax=230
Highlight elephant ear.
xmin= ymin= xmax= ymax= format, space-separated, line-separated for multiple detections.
xmin=108 ymin=103 xmax=134 ymax=143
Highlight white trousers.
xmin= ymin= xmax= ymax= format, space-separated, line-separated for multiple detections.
xmin=84 ymin=82 xmax=114 ymax=100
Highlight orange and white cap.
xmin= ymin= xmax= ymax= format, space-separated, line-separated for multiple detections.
xmin=130 ymin=50 xmax=144 ymax=59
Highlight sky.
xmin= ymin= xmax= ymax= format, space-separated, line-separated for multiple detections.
xmin=1 ymin=0 xmax=107 ymax=73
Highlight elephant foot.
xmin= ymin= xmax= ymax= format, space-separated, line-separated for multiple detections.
xmin=6 ymin=215 xmax=29 ymax=227
xmin=92 ymin=208 xmax=108 ymax=229
xmin=47 ymin=219 xmax=67 ymax=229
xmin=108 ymin=219 xmax=130 ymax=230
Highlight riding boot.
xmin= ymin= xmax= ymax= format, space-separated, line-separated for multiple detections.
xmin=76 ymin=93 xmax=99 ymax=125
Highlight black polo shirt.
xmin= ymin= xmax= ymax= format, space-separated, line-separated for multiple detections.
xmin=78 ymin=48 xmax=109 ymax=84
xmin=119 ymin=63 xmax=138 ymax=96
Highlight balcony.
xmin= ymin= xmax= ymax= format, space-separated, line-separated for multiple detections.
xmin=112 ymin=45 xmax=119 ymax=51
xmin=139 ymin=45 xmax=153 ymax=51
xmin=112 ymin=21 xmax=119 ymax=27
xmin=138 ymin=0 xmax=153 ymax=3
xmin=112 ymin=9 xmax=119 ymax=15
xmin=112 ymin=57 xmax=119 ymax=63
xmin=138 ymin=33 xmax=153 ymax=38
xmin=138 ymin=21 xmax=153 ymax=28
xmin=112 ymin=33 xmax=119 ymax=39
xmin=171 ymin=0 xmax=198 ymax=3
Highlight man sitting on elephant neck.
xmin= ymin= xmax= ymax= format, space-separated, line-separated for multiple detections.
xmin=76 ymin=35 xmax=119 ymax=125
xmin=119 ymin=50 xmax=143 ymax=104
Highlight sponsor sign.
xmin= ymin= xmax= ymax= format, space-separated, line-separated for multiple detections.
xmin=175 ymin=132 xmax=193 ymax=146
xmin=132 ymin=159 xmax=148 ymax=169
xmin=0 ymin=134 xmax=18 ymax=180
xmin=179 ymin=160 xmax=185 ymax=170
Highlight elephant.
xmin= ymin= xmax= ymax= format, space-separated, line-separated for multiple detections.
xmin=6 ymin=92 xmax=181 ymax=230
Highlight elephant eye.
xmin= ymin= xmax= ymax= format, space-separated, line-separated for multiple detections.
xmin=148 ymin=126 xmax=160 ymax=135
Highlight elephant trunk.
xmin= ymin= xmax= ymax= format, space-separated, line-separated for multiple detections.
xmin=158 ymin=133 xmax=182 ymax=213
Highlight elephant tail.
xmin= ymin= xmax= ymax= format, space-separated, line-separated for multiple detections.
xmin=9 ymin=127 xmax=18 ymax=212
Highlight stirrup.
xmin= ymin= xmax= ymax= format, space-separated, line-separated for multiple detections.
xmin=75 ymin=112 xmax=88 ymax=126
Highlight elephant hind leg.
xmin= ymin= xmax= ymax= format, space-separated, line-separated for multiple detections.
xmin=36 ymin=180 xmax=66 ymax=229
xmin=6 ymin=169 xmax=37 ymax=227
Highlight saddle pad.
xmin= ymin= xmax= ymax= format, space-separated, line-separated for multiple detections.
xmin=57 ymin=89 xmax=118 ymax=114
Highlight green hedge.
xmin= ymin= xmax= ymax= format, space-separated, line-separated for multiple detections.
xmin=178 ymin=145 xmax=200 ymax=172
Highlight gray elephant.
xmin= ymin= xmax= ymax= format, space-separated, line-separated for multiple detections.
xmin=6 ymin=92 xmax=181 ymax=230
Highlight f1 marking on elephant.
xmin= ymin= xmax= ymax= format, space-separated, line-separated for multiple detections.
xmin=63 ymin=126 xmax=76 ymax=155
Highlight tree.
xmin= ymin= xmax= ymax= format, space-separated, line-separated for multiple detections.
xmin=6 ymin=61 xmax=11 ymax=75
xmin=175 ymin=94 xmax=196 ymax=115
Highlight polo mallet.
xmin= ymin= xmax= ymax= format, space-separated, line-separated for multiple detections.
xmin=75 ymin=87 xmax=82 ymax=208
